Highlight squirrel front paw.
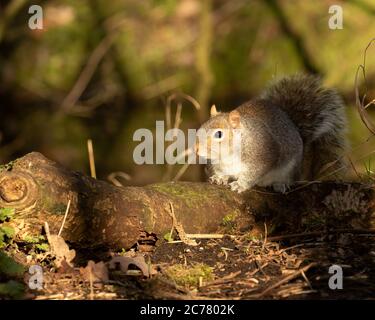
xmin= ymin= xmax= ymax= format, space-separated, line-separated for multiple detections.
xmin=229 ymin=180 xmax=250 ymax=193
xmin=209 ymin=174 xmax=230 ymax=185
xmin=272 ymin=183 xmax=289 ymax=194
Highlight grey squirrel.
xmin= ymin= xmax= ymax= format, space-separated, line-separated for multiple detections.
xmin=196 ymin=74 xmax=348 ymax=193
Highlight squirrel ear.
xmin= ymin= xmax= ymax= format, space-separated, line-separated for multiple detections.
xmin=229 ymin=110 xmax=241 ymax=128
xmin=210 ymin=104 xmax=219 ymax=117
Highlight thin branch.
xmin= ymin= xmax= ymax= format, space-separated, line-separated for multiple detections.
xmin=58 ymin=199 xmax=71 ymax=237
xmin=354 ymin=38 xmax=375 ymax=135
xmin=61 ymin=33 xmax=117 ymax=111
xmin=163 ymin=93 xmax=200 ymax=181
xmin=87 ymin=139 xmax=97 ymax=179
xmin=107 ymin=172 xmax=132 ymax=187
xmin=250 ymin=263 xmax=317 ymax=298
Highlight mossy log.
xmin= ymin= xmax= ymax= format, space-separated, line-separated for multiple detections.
xmin=0 ymin=152 xmax=374 ymax=250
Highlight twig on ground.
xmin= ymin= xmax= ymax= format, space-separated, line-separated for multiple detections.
xmin=268 ymin=228 xmax=375 ymax=242
xmin=186 ymin=234 xmax=226 ymax=239
xmin=58 ymin=199 xmax=71 ymax=237
xmin=107 ymin=171 xmax=131 ymax=187
xmin=167 ymin=201 xmax=197 ymax=246
xmin=251 ymin=262 xmax=316 ymax=298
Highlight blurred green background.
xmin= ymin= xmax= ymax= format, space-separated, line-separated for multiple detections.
xmin=0 ymin=0 xmax=375 ymax=185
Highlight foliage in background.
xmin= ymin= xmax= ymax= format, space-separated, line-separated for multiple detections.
xmin=0 ymin=251 xmax=25 ymax=299
xmin=0 ymin=0 xmax=374 ymax=183
xmin=0 ymin=208 xmax=15 ymax=248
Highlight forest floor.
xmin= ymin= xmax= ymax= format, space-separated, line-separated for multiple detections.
xmin=6 ymin=230 xmax=375 ymax=300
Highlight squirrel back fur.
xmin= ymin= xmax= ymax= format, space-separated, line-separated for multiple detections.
xmin=258 ymin=74 xmax=347 ymax=144
xmin=258 ymin=74 xmax=348 ymax=179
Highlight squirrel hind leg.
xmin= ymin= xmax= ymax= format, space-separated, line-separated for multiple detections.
xmin=257 ymin=157 xmax=300 ymax=191
xmin=303 ymin=134 xmax=348 ymax=180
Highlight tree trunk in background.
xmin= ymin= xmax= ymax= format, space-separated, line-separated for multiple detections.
xmin=196 ymin=0 xmax=214 ymax=123
xmin=0 ymin=152 xmax=374 ymax=250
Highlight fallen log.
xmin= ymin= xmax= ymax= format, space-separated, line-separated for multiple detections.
xmin=0 ymin=152 xmax=374 ymax=250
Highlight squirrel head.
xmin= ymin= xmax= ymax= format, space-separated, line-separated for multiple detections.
xmin=195 ymin=105 xmax=241 ymax=161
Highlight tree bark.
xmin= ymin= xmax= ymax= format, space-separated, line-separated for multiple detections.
xmin=0 ymin=152 xmax=374 ymax=250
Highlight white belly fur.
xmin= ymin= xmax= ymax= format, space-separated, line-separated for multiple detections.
xmin=217 ymin=156 xmax=243 ymax=177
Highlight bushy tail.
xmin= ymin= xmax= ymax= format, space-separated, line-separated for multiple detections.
xmin=259 ymin=74 xmax=348 ymax=179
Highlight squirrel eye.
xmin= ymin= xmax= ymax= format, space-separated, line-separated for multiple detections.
xmin=214 ymin=130 xmax=223 ymax=139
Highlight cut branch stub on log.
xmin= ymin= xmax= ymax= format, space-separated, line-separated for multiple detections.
xmin=0 ymin=152 xmax=374 ymax=250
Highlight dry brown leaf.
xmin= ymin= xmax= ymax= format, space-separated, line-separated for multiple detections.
xmin=47 ymin=234 xmax=76 ymax=267
xmin=45 ymin=222 xmax=76 ymax=268
xmin=80 ymin=260 xmax=109 ymax=283
xmin=108 ymin=255 xmax=150 ymax=277
xmin=57 ymin=259 xmax=76 ymax=274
